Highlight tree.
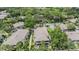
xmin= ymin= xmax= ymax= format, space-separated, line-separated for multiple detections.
xmin=23 ymin=40 xmax=29 ymax=51
xmin=0 ymin=35 xmax=5 ymax=44
xmin=3 ymin=24 xmax=13 ymax=33
xmin=67 ymin=23 xmax=76 ymax=31
xmin=24 ymin=15 xmax=36 ymax=28
xmin=75 ymin=18 xmax=79 ymax=26
xmin=16 ymin=41 xmax=23 ymax=51
xmin=1 ymin=45 xmax=15 ymax=51
xmin=67 ymin=39 xmax=75 ymax=50
xmin=35 ymin=41 xmax=49 ymax=51
xmin=48 ymin=27 xmax=74 ymax=50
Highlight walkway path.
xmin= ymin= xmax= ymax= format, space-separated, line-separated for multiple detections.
xmin=29 ymin=34 xmax=33 ymax=50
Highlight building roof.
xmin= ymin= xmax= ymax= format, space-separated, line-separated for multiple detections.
xmin=76 ymin=26 xmax=79 ymax=30
xmin=66 ymin=31 xmax=79 ymax=41
xmin=19 ymin=16 xmax=25 ymax=19
xmin=13 ymin=22 xmax=24 ymax=28
xmin=0 ymin=14 xmax=8 ymax=19
xmin=2 ymin=29 xmax=29 ymax=45
xmin=59 ymin=23 xmax=67 ymax=30
xmin=45 ymin=23 xmax=55 ymax=30
xmin=0 ymin=11 xmax=9 ymax=19
xmin=34 ymin=27 xmax=50 ymax=42
xmin=67 ymin=18 xmax=77 ymax=23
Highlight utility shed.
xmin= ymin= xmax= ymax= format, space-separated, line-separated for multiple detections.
xmin=66 ymin=31 xmax=79 ymax=42
xmin=34 ymin=27 xmax=50 ymax=47
xmin=2 ymin=29 xmax=29 ymax=45
xmin=13 ymin=22 xmax=24 ymax=29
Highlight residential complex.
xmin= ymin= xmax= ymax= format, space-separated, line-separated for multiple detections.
xmin=0 ymin=7 xmax=79 ymax=51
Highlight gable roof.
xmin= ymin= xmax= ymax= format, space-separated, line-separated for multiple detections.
xmin=66 ymin=31 xmax=79 ymax=41
xmin=2 ymin=29 xmax=29 ymax=45
xmin=34 ymin=27 xmax=50 ymax=42
xmin=13 ymin=22 xmax=24 ymax=28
